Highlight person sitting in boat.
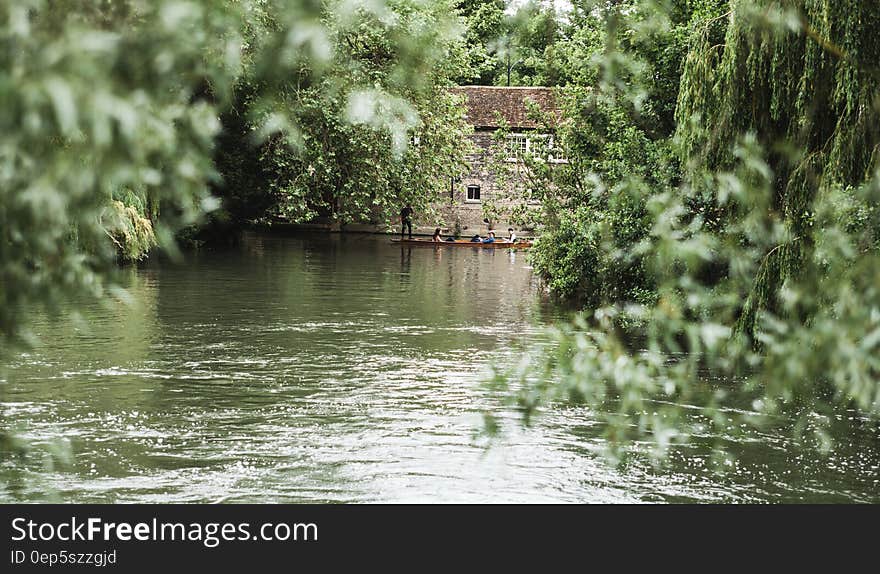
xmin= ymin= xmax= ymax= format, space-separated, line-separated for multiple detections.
xmin=506 ymin=228 xmax=516 ymax=243
xmin=481 ymin=231 xmax=496 ymax=244
xmin=432 ymin=227 xmax=442 ymax=242
xmin=470 ymin=234 xmax=482 ymax=242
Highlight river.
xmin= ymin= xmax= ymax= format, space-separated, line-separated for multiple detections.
xmin=1 ymin=232 xmax=878 ymax=502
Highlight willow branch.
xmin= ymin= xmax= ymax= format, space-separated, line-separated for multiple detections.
xmin=799 ymin=15 xmax=880 ymax=83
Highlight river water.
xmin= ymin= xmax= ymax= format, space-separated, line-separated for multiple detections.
xmin=1 ymin=232 xmax=878 ymax=502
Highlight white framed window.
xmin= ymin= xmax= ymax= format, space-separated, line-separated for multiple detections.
xmin=506 ymin=134 xmax=529 ymax=161
xmin=466 ymin=184 xmax=481 ymax=202
xmin=548 ymin=136 xmax=568 ymax=163
xmin=505 ymin=133 xmax=568 ymax=163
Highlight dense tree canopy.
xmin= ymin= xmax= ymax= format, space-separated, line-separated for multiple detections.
xmin=677 ymin=0 xmax=880 ymax=334
xmin=493 ymin=0 xmax=880 ymax=462
xmin=251 ymin=1 xmax=472 ymax=228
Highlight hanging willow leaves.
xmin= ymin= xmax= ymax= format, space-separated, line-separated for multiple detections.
xmin=494 ymin=0 xmax=880 ymax=463
xmin=676 ymin=0 xmax=880 ymax=334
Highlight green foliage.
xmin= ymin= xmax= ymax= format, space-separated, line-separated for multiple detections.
xmin=210 ymin=0 xmax=472 ymax=229
xmin=0 ymin=0 xmax=470 ymax=348
xmin=490 ymin=1 xmax=711 ymax=305
xmin=453 ymin=0 xmax=508 ymax=84
xmin=102 ymin=197 xmax=158 ymax=262
xmin=676 ymin=0 xmax=880 ymax=334
xmin=496 ymin=0 xmax=880 ymax=463
xmin=263 ymin=88 xmax=471 ymax=227
xmin=0 ymin=0 xmax=244 ymax=348
xmin=499 ymin=0 xmax=562 ymax=86
xmin=451 ymin=0 xmax=565 ymax=87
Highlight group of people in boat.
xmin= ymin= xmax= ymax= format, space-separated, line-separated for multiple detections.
xmin=401 ymin=203 xmax=518 ymax=244
xmin=431 ymin=228 xmax=517 ymax=244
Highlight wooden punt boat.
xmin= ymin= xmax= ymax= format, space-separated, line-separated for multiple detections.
xmin=391 ymin=238 xmax=532 ymax=249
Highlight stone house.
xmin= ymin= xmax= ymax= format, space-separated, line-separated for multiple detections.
xmin=292 ymin=86 xmax=561 ymax=236
xmin=433 ymin=85 xmax=561 ymax=237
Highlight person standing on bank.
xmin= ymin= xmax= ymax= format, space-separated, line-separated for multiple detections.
xmin=400 ymin=203 xmax=414 ymax=239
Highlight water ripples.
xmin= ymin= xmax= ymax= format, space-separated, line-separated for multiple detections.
xmin=2 ymin=233 xmax=878 ymax=503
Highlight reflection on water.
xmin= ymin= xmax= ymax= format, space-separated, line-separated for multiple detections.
xmin=1 ymin=232 xmax=878 ymax=502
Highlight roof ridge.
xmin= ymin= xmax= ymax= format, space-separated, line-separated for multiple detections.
xmin=447 ymin=85 xmax=559 ymax=129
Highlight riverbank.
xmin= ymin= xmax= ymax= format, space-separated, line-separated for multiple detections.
xmin=255 ymin=221 xmax=536 ymax=239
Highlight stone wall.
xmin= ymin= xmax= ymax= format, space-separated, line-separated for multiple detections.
xmin=430 ymin=128 xmax=527 ymax=238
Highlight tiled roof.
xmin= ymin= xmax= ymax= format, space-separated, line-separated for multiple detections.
xmin=449 ymin=86 xmax=558 ymax=129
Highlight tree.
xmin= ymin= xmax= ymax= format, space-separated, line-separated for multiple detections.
xmin=504 ymin=1 xmax=724 ymax=304
xmin=0 ymin=0 xmax=467 ymax=351
xmin=1 ymin=0 xmax=239 ymax=348
xmin=254 ymin=1 xmax=472 ymax=228
xmin=676 ymin=0 xmax=880 ymax=335
xmin=494 ymin=0 xmax=880 ymax=464
xmin=501 ymin=0 xmax=562 ymax=86
xmin=453 ymin=0 xmax=564 ymax=87
xmin=453 ymin=0 xmax=508 ymax=85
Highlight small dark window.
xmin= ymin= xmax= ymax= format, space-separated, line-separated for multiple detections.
xmin=467 ymin=184 xmax=481 ymax=201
